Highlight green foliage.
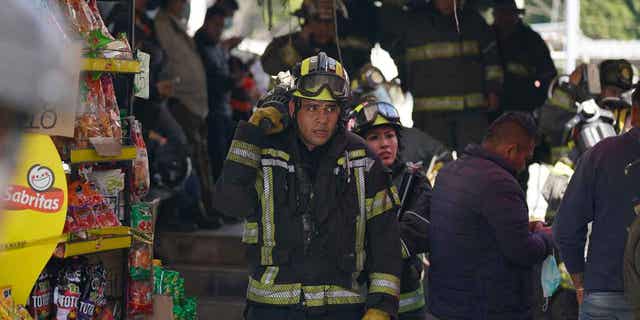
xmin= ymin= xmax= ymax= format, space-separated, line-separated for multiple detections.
xmin=580 ymin=0 xmax=640 ymax=40
xmin=524 ymin=0 xmax=640 ymax=40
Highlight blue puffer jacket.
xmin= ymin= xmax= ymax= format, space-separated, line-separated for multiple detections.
xmin=428 ymin=144 xmax=553 ymax=320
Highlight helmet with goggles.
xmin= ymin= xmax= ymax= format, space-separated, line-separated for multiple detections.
xmin=292 ymin=52 xmax=351 ymax=103
xmin=348 ymin=100 xmax=402 ymax=135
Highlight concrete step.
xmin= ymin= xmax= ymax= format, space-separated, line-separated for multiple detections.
xmin=198 ymin=296 xmax=245 ymax=320
xmin=170 ymin=264 xmax=248 ymax=299
xmin=156 ymin=224 xmax=246 ymax=267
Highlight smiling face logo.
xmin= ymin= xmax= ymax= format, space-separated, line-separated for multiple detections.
xmin=27 ymin=165 xmax=55 ymax=192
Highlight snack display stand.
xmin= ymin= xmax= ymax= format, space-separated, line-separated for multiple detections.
xmin=0 ymin=1 xmax=156 ymax=319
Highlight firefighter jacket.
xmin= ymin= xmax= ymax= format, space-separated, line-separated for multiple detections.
xmin=390 ymin=160 xmax=432 ymax=314
xmin=213 ymin=121 xmax=403 ymax=317
xmin=260 ymin=31 xmax=371 ymax=77
xmin=384 ymin=2 xmax=503 ymax=112
xmin=495 ymin=22 xmax=557 ymax=112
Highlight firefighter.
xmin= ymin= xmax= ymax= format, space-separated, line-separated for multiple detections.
xmin=214 ymin=52 xmax=402 ymax=320
xmin=596 ymin=59 xmax=635 ymax=133
xmin=260 ymin=0 xmax=371 ymax=77
xmin=539 ymin=59 xmax=635 ymax=155
xmin=349 ymin=100 xmax=431 ymax=320
xmin=383 ymin=0 xmax=503 ymax=151
xmin=491 ymin=0 xmax=557 ymax=115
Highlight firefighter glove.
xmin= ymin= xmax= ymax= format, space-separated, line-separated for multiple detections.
xmin=249 ymin=106 xmax=285 ymax=135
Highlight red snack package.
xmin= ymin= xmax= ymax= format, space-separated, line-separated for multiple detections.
xmin=94 ymin=207 xmax=120 ymax=228
xmin=100 ymin=75 xmax=122 ymax=142
xmin=129 ymin=243 xmax=152 ymax=280
xmin=128 ymin=281 xmax=153 ymax=315
xmin=86 ymin=0 xmax=115 ymax=41
xmin=76 ymin=75 xmax=112 ymax=148
xmin=63 ymin=0 xmax=99 ymax=35
xmin=130 ymin=120 xmax=150 ymax=200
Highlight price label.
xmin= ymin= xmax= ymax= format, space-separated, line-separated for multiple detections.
xmin=134 ymin=51 xmax=150 ymax=99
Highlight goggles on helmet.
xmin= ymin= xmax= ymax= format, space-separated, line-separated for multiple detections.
xmin=351 ymin=101 xmax=400 ymax=130
xmin=295 ymin=73 xmax=350 ymax=101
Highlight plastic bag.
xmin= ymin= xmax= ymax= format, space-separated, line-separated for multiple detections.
xmin=75 ymin=75 xmax=112 ymax=148
xmin=78 ymin=263 xmax=107 ymax=320
xmin=127 ymin=281 xmax=152 ymax=315
xmin=28 ymin=269 xmax=53 ymax=320
xmin=131 ymin=203 xmax=153 ymax=237
xmin=129 ymin=243 xmax=152 ymax=280
xmin=54 ymin=259 xmax=85 ymax=320
xmin=100 ymin=76 xmax=122 ymax=142
xmin=131 ymin=120 xmax=150 ymax=200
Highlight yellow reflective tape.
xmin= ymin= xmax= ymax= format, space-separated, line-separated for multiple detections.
xmin=260 ymin=266 xmax=279 ymax=285
xmin=414 ymin=96 xmax=465 ymax=111
xmin=366 ymin=189 xmax=395 ymax=220
xmin=369 ymin=273 xmax=401 ymax=297
xmin=247 ymin=277 xmax=301 ymax=305
xmin=302 ymin=285 xmax=365 ymax=307
xmin=247 ymin=277 xmax=365 ymax=307
xmin=406 ymin=41 xmax=479 ymax=61
xmin=399 ymin=285 xmax=426 ymax=313
xmin=261 ymin=167 xmax=275 ymax=265
xmin=486 ymin=65 xmax=504 ymax=81
xmin=413 ymin=93 xmax=487 ymax=112
xmin=465 ymin=93 xmax=487 ymax=108
xmin=301 ymin=58 xmax=310 ymax=76
xmin=354 ymin=167 xmax=367 ymax=272
xmin=242 ymin=222 xmax=258 ymax=244
xmin=390 ymin=186 xmax=401 ymax=206
xmin=400 ymin=239 xmax=411 ymax=259
xmin=227 ymin=140 xmax=260 ymax=168
xmin=261 ymin=148 xmax=290 ymax=161
xmin=506 ymin=62 xmax=530 ymax=77
xmin=337 ymin=149 xmax=368 ymax=165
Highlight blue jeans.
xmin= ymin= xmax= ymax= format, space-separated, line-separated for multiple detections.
xmin=579 ymin=292 xmax=635 ymax=320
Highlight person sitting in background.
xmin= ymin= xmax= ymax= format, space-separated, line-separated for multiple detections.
xmin=428 ymin=112 xmax=554 ymax=320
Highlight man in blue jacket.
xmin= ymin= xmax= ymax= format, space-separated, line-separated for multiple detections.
xmin=428 ymin=112 xmax=554 ymax=320
xmin=553 ymin=88 xmax=640 ymax=319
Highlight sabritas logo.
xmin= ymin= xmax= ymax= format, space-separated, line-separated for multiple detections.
xmin=3 ymin=164 xmax=64 ymax=213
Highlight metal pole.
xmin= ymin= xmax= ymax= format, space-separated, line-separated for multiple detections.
xmin=565 ymin=0 xmax=579 ymax=72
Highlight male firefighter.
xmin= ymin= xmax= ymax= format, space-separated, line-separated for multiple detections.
xmin=383 ymin=0 xmax=503 ymax=151
xmin=214 ymin=52 xmax=402 ymax=320
xmin=492 ymin=0 xmax=557 ymax=115
xmin=260 ymin=0 xmax=371 ymax=77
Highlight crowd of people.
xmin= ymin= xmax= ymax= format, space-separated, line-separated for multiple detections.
xmin=94 ymin=0 xmax=639 ymax=319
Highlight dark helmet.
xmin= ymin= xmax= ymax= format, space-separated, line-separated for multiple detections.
xmin=348 ymin=99 xmax=402 ymax=136
xmin=600 ymin=59 xmax=634 ymax=91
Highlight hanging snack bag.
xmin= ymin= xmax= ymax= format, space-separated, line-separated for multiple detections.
xmin=130 ymin=120 xmax=150 ymax=200
xmin=131 ymin=203 xmax=153 ymax=237
xmin=54 ymin=259 xmax=85 ymax=320
xmin=75 ymin=75 xmax=111 ymax=149
xmin=129 ymin=243 xmax=152 ymax=280
xmin=127 ymin=281 xmax=152 ymax=316
xmin=28 ymin=269 xmax=53 ymax=320
xmin=100 ymin=75 xmax=122 ymax=142
xmin=78 ymin=263 xmax=107 ymax=320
